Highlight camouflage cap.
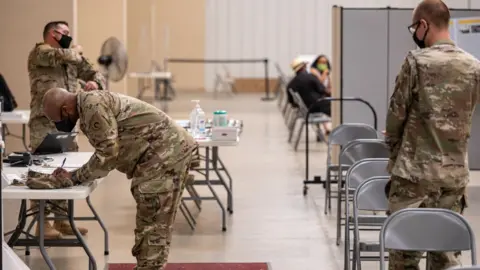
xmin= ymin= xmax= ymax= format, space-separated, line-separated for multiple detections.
xmin=25 ymin=170 xmax=74 ymax=189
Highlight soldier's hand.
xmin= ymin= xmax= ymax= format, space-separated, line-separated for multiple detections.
xmin=84 ymin=81 xmax=99 ymax=91
xmin=53 ymin=168 xmax=71 ymax=178
xmin=72 ymin=44 xmax=83 ymax=55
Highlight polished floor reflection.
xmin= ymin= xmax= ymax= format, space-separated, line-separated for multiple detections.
xmin=4 ymin=93 xmax=480 ymax=270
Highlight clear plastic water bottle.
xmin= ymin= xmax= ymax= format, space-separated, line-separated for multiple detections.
xmin=190 ymin=100 xmax=201 ymax=136
xmin=196 ymin=108 xmax=206 ymax=137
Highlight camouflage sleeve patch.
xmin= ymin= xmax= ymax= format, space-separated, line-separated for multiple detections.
xmin=35 ymin=43 xmax=82 ymax=67
xmin=76 ymin=97 xmax=119 ymax=183
xmin=386 ymin=53 xmax=415 ymax=161
xmin=76 ymin=57 xmax=107 ymax=90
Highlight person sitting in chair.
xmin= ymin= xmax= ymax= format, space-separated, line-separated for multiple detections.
xmin=287 ymin=58 xmax=331 ymax=134
xmin=310 ymin=54 xmax=332 ymax=94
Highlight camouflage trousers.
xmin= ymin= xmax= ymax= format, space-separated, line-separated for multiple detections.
xmin=130 ymin=151 xmax=193 ymax=270
xmin=29 ymin=116 xmax=79 ymax=216
xmin=387 ymin=175 xmax=467 ymax=270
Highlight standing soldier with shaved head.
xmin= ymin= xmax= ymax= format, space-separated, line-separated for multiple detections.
xmin=28 ymin=21 xmax=106 ymax=239
xmin=43 ymin=88 xmax=198 ymax=270
xmin=384 ymin=0 xmax=480 ymax=269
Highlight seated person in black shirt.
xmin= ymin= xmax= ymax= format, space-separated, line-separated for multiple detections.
xmin=285 ymin=59 xmax=306 ymax=108
xmin=287 ymin=58 xmax=331 ymax=133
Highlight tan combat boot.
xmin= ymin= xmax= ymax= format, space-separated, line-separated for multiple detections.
xmin=54 ymin=221 xmax=89 ymax=236
xmin=35 ymin=221 xmax=63 ymax=239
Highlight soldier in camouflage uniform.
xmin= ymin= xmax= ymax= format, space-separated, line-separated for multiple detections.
xmin=42 ymin=88 xmax=198 ymax=270
xmin=27 ymin=21 xmax=106 ymax=239
xmin=385 ymin=1 xmax=480 ymax=269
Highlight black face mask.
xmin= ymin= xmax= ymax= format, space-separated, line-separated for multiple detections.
xmin=413 ymin=25 xmax=429 ymax=49
xmin=55 ymin=118 xmax=76 ymax=133
xmin=56 ymin=34 xmax=72 ymax=49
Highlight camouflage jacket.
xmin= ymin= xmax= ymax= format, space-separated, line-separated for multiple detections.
xmin=27 ymin=42 xmax=106 ymax=121
xmin=386 ymin=40 xmax=480 ymax=187
xmin=72 ymin=91 xmax=198 ymax=185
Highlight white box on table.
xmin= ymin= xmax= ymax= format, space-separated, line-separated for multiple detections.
xmin=211 ymin=127 xmax=237 ymax=141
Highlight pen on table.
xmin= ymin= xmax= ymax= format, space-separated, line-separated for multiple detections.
xmin=61 ymin=157 xmax=67 ymax=168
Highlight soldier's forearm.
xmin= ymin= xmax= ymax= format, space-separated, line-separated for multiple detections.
xmin=71 ymin=170 xmax=85 ymax=185
xmin=36 ymin=47 xmax=82 ymax=67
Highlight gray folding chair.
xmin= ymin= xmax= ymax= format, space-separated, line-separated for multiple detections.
xmin=277 ymin=83 xmax=285 ymax=108
xmin=380 ymin=208 xmax=477 ymax=270
xmin=343 ymin=159 xmax=389 ymax=269
xmin=275 ymin=63 xmax=289 ymax=108
xmin=351 ymin=176 xmax=390 ymax=270
xmin=324 ymin=124 xmax=379 ymax=215
xmin=289 ymin=91 xmax=330 ymax=150
xmin=336 ymin=139 xmax=389 ymax=246
xmin=282 ymin=87 xmax=293 ymax=118
xmin=285 ymin=89 xmax=299 ymax=130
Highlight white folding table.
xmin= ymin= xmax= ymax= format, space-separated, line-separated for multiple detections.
xmin=2 ymin=152 xmax=107 ymax=270
xmin=129 ymin=72 xmax=175 ymax=107
xmin=1 ymin=110 xmax=30 ymax=151
xmin=175 ymin=119 xmax=242 ymax=231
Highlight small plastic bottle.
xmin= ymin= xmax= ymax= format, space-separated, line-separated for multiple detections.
xmin=213 ymin=110 xmax=228 ymax=127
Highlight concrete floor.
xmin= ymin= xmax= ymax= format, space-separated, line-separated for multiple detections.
xmin=4 ymin=92 xmax=480 ymax=270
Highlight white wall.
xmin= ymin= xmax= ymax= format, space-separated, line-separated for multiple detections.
xmin=204 ymin=0 xmax=477 ymax=91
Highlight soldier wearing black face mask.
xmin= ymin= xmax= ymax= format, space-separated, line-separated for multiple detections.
xmin=385 ymin=1 xmax=480 ymax=269
xmin=26 ymin=20 xmax=106 ymax=239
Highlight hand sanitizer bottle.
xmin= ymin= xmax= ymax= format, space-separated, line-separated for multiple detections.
xmin=190 ymin=100 xmax=200 ymax=136
xmin=196 ymin=108 xmax=206 ymax=137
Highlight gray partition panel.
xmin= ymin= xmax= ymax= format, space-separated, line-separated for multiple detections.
xmin=450 ymin=10 xmax=480 ymax=18
xmin=470 ymin=109 xmax=480 ymax=169
xmin=388 ymin=10 xmax=416 ymax=101
xmin=449 ymin=10 xmax=480 ymax=169
xmin=341 ymin=8 xmax=480 ymax=169
xmin=341 ymin=9 xmax=388 ymax=131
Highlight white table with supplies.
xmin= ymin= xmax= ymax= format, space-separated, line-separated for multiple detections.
xmin=2 ymin=152 xmax=107 ymax=270
xmin=175 ymin=119 xmax=242 ymax=231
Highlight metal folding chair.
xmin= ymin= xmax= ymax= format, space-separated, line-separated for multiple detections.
xmin=380 ymin=208 xmax=477 ymax=270
xmin=285 ymin=89 xmax=299 ymax=129
xmin=324 ymin=124 xmax=379 ymax=214
xmin=335 ymin=139 xmax=389 ymax=246
xmin=277 ymin=82 xmax=285 ymax=108
xmin=282 ymin=87 xmax=292 ymax=118
xmin=350 ymin=176 xmax=390 ymax=270
xmin=292 ymin=91 xmax=330 ymax=149
xmin=275 ymin=63 xmax=289 ymax=108
xmin=343 ymin=159 xmax=389 ymax=270
xmin=287 ymin=90 xmax=330 ymax=149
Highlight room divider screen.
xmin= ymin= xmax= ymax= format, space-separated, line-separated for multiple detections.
xmin=331 ymin=6 xmax=480 ymax=169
